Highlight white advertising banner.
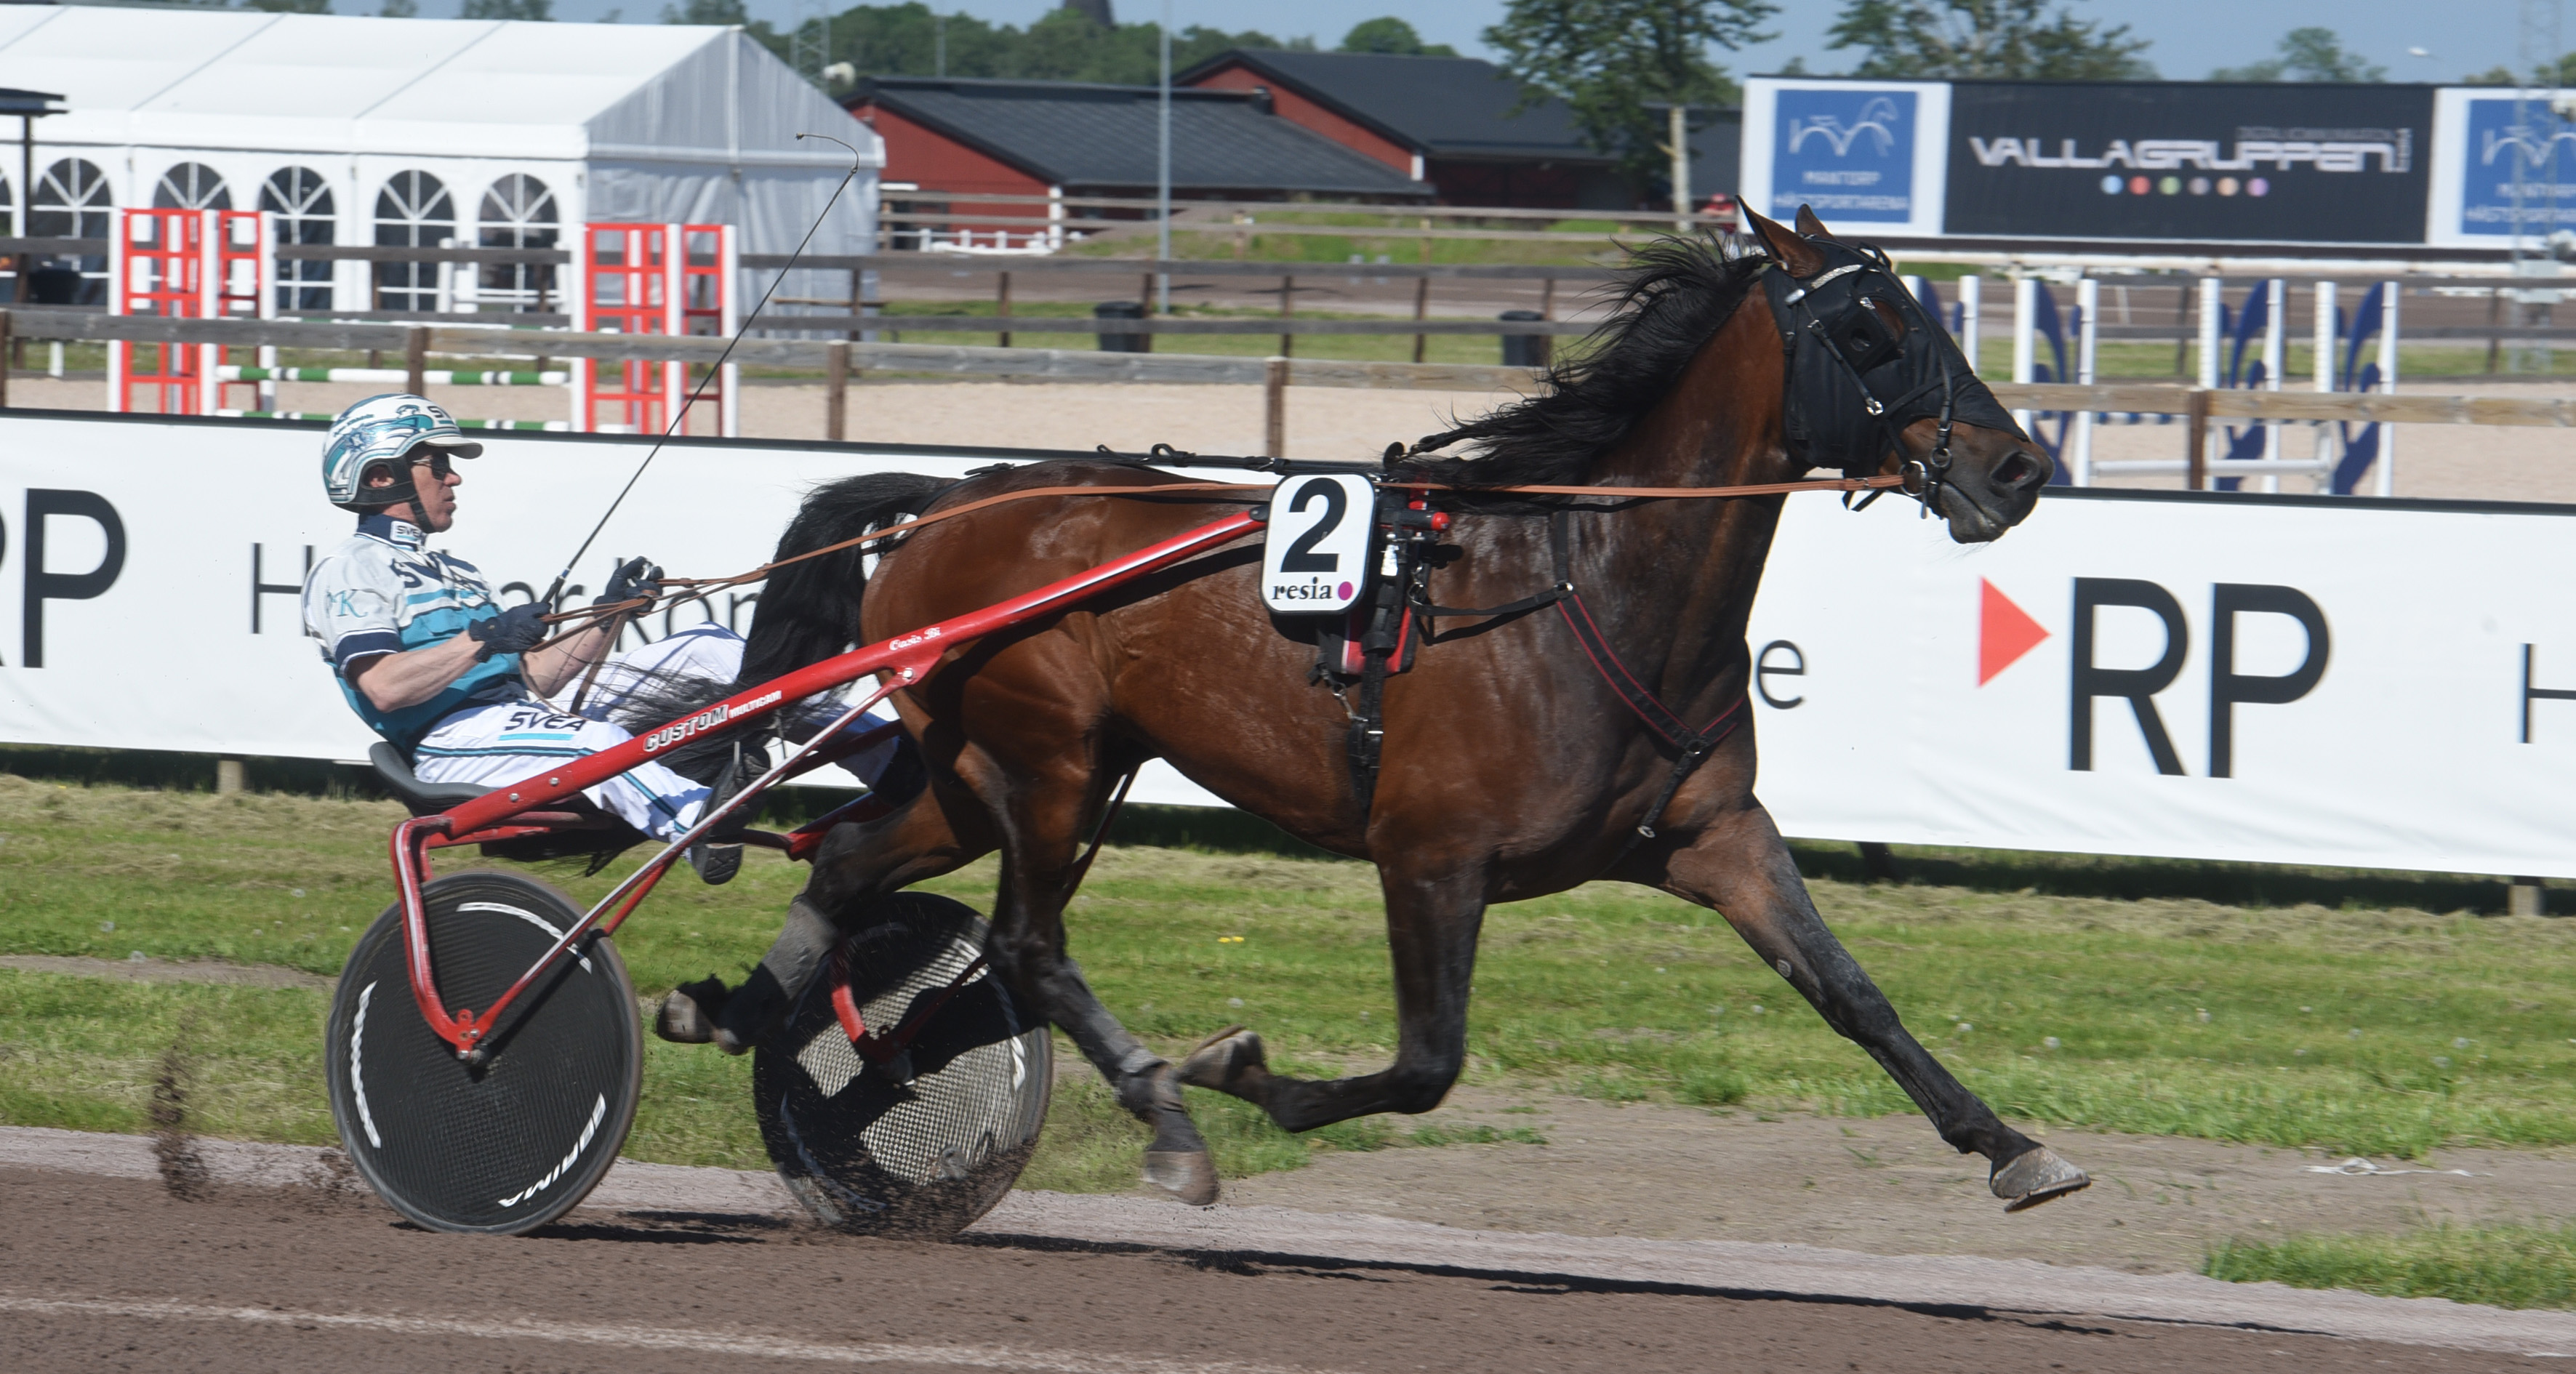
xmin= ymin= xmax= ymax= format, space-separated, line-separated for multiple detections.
xmin=5 ymin=411 xmax=2575 ymax=877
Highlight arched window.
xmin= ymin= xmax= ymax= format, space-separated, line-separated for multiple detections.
xmin=476 ymin=173 xmax=558 ymax=313
xmin=31 ymin=157 xmax=111 ymax=238
xmin=260 ymin=167 xmax=336 ymax=313
xmin=31 ymin=158 xmax=112 ymax=305
xmin=152 ymin=163 xmax=232 ymax=210
xmin=373 ymin=170 xmax=454 ymax=313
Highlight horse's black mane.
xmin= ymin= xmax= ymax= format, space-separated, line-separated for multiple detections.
xmin=1392 ymin=234 xmax=1767 ymax=490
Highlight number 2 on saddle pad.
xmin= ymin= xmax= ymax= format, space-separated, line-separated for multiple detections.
xmin=1259 ymin=473 xmax=1374 ymax=615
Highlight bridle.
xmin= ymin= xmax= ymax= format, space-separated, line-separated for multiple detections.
xmin=1762 ymin=237 xmax=2016 ymax=518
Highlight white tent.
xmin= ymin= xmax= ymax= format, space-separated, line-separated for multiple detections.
xmin=0 ymin=5 xmax=878 ymax=313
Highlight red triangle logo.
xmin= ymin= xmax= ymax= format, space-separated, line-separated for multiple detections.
xmin=1978 ymin=579 xmax=2049 ymax=686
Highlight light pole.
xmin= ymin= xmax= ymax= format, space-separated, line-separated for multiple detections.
xmin=1156 ymin=0 xmax=1172 ymax=314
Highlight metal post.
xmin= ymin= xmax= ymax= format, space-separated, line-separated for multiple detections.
xmin=825 ymin=338 xmax=848 ymax=442
xmin=2260 ymin=278 xmax=2284 ymax=492
xmin=2376 ymin=281 xmax=2401 ymax=498
xmin=405 ymin=326 xmax=428 ymax=396
xmin=2009 ymin=276 xmax=2035 ymax=436
xmin=1669 ymin=103 xmax=1690 ymax=234
xmin=2072 ymin=277 xmax=2098 ymax=486
xmin=1155 ymin=0 xmax=1171 ymax=316
xmin=15 ymin=113 xmax=32 ymax=304
xmin=2195 ymin=276 xmax=2222 ymax=484
xmin=996 ymin=268 xmax=1011 ymax=348
xmin=1264 ymin=355 xmax=1287 ymax=457
xmin=1957 ymin=274 xmax=1981 ymax=374
xmin=2314 ymin=280 xmax=2336 ymax=492
xmin=2185 ymin=387 xmax=2210 ymax=491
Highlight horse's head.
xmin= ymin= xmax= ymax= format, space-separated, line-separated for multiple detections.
xmin=1745 ymin=205 xmax=2052 ymax=544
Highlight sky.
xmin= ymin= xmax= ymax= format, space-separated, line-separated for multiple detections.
xmin=505 ymin=0 xmax=2531 ymax=86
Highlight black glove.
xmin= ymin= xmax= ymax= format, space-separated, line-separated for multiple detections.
xmin=466 ymin=603 xmax=550 ymax=660
xmin=596 ymin=557 xmax=664 ymax=608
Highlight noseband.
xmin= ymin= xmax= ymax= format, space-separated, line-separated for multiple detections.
xmin=1761 ymin=239 xmax=2018 ymax=516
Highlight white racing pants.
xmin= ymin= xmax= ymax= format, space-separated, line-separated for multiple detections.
xmin=412 ymin=625 xmax=897 ymax=841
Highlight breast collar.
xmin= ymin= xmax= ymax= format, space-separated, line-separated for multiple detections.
xmin=1760 ymin=239 xmax=2019 ymax=514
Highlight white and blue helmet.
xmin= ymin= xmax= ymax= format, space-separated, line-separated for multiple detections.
xmin=321 ymin=393 xmax=483 ymax=511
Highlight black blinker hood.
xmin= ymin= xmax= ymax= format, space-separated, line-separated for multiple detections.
xmin=1761 ymin=238 xmax=2021 ymax=481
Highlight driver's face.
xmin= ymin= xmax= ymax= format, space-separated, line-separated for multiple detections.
xmin=405 ymin=449 xmax=463 ymax=532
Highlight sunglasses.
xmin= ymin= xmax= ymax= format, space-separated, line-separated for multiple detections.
xmin=410 ymin=451 xmax=456 ymax=481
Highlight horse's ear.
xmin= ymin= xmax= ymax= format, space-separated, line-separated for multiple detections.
xmin=1743 ymin=204 xmax=1828 ymax=279
xmin=1794 ymin=204 xmax=1836 ymax=240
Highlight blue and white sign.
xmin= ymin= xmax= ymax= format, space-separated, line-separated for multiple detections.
xmin=1741 ymin=79 xmax=1949 ymax=236
xmin=2428 ymin=87 xmax=2576 ymax=246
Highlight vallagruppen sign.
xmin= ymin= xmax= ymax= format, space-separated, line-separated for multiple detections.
xmin=1941 ymin=81 xmax=2435 ymax=244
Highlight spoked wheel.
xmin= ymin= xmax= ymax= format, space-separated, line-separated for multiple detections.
xmin=753 ymin=893 xmax=1051 ymax=1238
xmin=325 ymin=872 xmax=641 ymax=1235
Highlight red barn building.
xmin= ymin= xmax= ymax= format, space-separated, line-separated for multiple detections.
xmin=1176 ymin=49 xmax=1628 ymax=209
xmin=846 ymin=76 xmax=1427 ymax=247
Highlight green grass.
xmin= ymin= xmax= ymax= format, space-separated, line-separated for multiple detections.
xmin=7 ymin=772 xmax=2576 ymax=1178
xmin=2207 ymin=1224 xmax=2576 ymax=1311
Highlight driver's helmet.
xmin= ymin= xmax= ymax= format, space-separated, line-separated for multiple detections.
xmin=321 ymin=393 xmax=483 ymax=512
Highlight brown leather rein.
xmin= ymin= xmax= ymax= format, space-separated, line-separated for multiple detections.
xmin=541 ymin=471 xmax=1906 ymax=635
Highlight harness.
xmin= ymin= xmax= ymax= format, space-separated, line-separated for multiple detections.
xmin=1320 ymin=233 xmax=2010 ymax=845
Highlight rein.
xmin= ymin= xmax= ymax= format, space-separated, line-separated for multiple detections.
xmin=540 ymin=472 xmax=1906 ymax=635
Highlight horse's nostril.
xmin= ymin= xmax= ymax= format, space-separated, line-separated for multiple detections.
xmin=1991 ymin=453 xmax=2037 ymax=488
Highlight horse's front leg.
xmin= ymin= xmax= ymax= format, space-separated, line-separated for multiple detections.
xmin=1641 ymin=803 xmax=2088 ymax=1212
xmin=1183 ymin=859 xmax=1484 ymax=1132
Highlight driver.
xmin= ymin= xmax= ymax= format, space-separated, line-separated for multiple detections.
xmin=300 ymin=394 xmax=785 ymax=883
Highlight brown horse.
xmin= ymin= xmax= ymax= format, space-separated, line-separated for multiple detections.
xmin=675 ymin=209 xmax=2085 ymax=1212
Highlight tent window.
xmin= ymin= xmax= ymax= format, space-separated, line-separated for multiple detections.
xmin=152 ymin=163 xmax=232 ymax=211
xmin=262 ymin=167 xmax=336 ymax=313
xmin=476 ymin=173 xmax=558 ymax=314
xmin=31 ymin=158 xmax=112 ymax=306
xmin=374 ymin=170 xmax=455 ymax=313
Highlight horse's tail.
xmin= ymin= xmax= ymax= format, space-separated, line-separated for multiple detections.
xmin=738 ymin=472 xmax=954 ymax=688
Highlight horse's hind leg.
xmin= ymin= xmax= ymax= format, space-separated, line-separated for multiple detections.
xmin=681 ymin=787 xmax=987 ymax=1053
xmin=982 ymin=771 xmax=1219 ymax=1205
xmin=1648 ymin=804 xmax=2090 ymax=1213
xmin=1183 ymin=859 xmax=1485 ymax=1132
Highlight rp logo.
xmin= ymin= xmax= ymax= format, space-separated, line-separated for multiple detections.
xmin=1975 ymin=578 xmax=2330 ymax=779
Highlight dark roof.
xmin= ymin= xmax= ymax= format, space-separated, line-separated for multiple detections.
xmin=853 ymin=77 xmax=1430 ymax=198
xmin=0 ymin=87 xmax=65 ymax=116
xmin=1176 ymin=49 xmax=1608 ymax=164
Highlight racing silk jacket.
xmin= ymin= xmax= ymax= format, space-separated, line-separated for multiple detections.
xmin=301 ymin=513 xmax=526 ymax=752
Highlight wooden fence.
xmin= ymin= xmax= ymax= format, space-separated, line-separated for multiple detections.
xmin=3 ymin=308 xmax=2567 ymax=481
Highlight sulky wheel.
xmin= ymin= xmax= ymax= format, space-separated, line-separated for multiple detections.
xmin=325 ymin=871 xmax=641 ymax=1235
xmin=753 ymin=893 xmax=1051 ymax=1239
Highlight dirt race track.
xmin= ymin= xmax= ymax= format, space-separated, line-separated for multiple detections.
xmin=4 ymin=1129 xmax=2572 ymax=1373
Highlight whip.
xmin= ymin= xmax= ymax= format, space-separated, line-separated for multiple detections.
xmin=539 ymin=132 xmax=870 ymax=612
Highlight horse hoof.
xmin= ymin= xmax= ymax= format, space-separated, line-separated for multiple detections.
xmin=1991 ymin=1144 xmax=2090 ymax=1213
xmin=653 ymin=977 xmax=728 ymax=1045
xmin=1177 ymin=1025 xmax=1261 ymax=1092
xmin=1141 ymin=1149 xmax=1220 ymax=1206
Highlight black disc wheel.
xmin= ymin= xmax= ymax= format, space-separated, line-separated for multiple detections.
xmin=325 ymin=871 xmax=640 ymax=1235
xmin=754 ymin=893 xmax=1051 ymax=1238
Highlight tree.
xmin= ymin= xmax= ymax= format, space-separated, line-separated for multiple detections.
xmin=2211 ymin=26 xmax=2386 ymax=81
xmin=245 ymin=0 xmax=333 ymax=12
xmin=1484 ymin=0 xmax=1774 ymax=182
xmin=462 ymin=0 xmax=552 ymax=16
xmin=378 ymin=0 xmax=417 ymax=14
xmin=781 ymin=4 xmax=1308 ymax=88
xmin=1827 ymin=0 xmax=2150 ymax=79
xmin=1339 ymin=17 xmax=1458 ymax=57
xmin=2462 ymin=52 xmax=2576 ymax=87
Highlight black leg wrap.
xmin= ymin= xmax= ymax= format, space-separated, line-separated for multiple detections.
xmin=714 ymin=898 xmax=843 ymax=1053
